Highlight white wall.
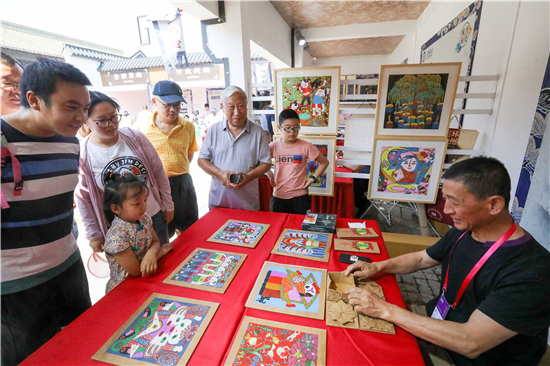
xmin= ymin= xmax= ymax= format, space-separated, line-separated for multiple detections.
xmin=63 ymin=55 xmax=104 ymax=90
xmin=414 ymin=0 xmax=549 ymax=202
xmin=389 ymin=33 xmax=415 ymax=65
xmin=242 ymin=1 xmax=292 ymax=67
xmin=108 ymin=89 xmax=149 ymax=118
xmin=207 ymin=0 xmax=292 ymax=89
xmin=313 ymin=55 xmax=390 ymax=75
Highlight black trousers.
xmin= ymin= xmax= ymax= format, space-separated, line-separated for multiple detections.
xmin=1 ymin=258 xmax=91 ymax=366
xmin=270 ymin=194 xmax=311 ymax=215
xmin=168 ymin=173 xmax=199 ymax=237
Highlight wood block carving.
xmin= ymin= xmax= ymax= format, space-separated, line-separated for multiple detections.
xmin=326 ymin=272 xmax=396 ymax=334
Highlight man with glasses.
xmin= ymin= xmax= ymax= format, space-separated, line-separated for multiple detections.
xmin=137 ymin=80 xmax=198 ymax=237
xmin=0 ymin=52 xmax=23 ymax=116
xmin=198 ymin=85 xmax=271 ymax=211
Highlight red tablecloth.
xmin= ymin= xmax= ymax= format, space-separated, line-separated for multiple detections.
xmin=22 ymin=209 xmax=423 ymax=366
xmin=259 ymin=166 xmax=355 ymax=219
xmin=226 ymin=215 xmax=424 ymax=366
xmin=21 ymin=209 xmax=289 ymax=366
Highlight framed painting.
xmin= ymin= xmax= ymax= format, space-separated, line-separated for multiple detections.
xmin=334 ymin=239 xmax=380 ymax=254
xmin=224 ymin=316 xmax=327 ymax=366
xmin=368 ymin=137 xmax=448 ymax=203
xmin=375 ymin=62 xmax=461 ymax=137
xmin=163 ymin=248 xmax=247 ymax=293
xmin=207 ymin=220 xmax=270 ymax=248
xmin=271 ymin=229 xmax=333 ymax=262
xmin=246 ymin=262 xmax=327 ymax=320
xmin=301 ymin=136 xmax=336 ymax=197
xmin=92 ymin=293 xmax=218 ymax=366
xmin=274 ymin=66 xmax=341 ymax=135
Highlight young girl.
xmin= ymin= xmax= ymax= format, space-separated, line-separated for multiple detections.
xmin=267 ymin=109 xmax=330 ymax=214
xmin=103 ymin=173 xmax=172 ymax=293
xmin=76 ymin=91 xmax=174 ymax=253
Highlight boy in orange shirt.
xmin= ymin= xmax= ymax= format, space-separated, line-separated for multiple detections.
xmin=267 ymin=109 xmax=329 ymax=214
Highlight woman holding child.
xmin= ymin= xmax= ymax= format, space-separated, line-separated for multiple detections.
xmin=75 ymin=91 xmax=174 ymax=256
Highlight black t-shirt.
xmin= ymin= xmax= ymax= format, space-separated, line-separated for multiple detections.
xmin=426 ymin=228 xmax=550 ymax=366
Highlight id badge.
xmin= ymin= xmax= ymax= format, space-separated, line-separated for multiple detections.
xmin=431 ymin=293 xmax=451 ymax=320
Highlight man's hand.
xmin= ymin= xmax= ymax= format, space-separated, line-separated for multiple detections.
xmin=344 ymin=260 xmax=380 ymax=278
xmin=347 ymin=287 xmax=391 ymax=320
xmin=217 ymin=170 xmax=233 ymax=187
xmin=303 ymin=177 xmax=315 ymax=189
xmin=163 ymin=210 xmax=174 ymax=224
xmin=140 ymin=252 xmax=158 ymax=276
xmin=231 ymin=172 xmax=251 ymax=189
xmin=89 ymin=238 xmax=105 ymax=253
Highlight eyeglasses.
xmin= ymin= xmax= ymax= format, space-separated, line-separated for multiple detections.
xmin=281 ymin=125 xmax=301 ymax=133
xmin=156 ymin=98 xmax=181 ymax=110
xmin=0 ymin=81 xmax=20 ymax=92
xmin=93 ymin=114 xmax=122 ymax=128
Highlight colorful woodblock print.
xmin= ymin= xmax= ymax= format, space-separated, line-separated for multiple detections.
xmin=101 ymin=297 xmax=214 ymax=365
xmin=232 ymin=321 xmax=322 ymax=366
xmin=307 ymin=144 xmax=328 ymax=188
xmin=209 ymin=220 xmax=269 ymax=247
xmin=282 ymin=76 xmax=332 ymax=127
xmin=167 ymin=250 xmax=243 ymax=291
xmin=275 ymin=230 xmax=330 ymax=260
xmin=384 ymin=74 xmax=449 ymax=130
xmin=377 ymin=146 xmax=436 ymax=196
xmin=255 ymin=264 xmax=322 ymax=312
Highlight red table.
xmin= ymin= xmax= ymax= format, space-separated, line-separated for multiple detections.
xmin=259 ymin=166 xmax=356 ymax=219
xmin=22 ymin=208 xmax=423 ymax=366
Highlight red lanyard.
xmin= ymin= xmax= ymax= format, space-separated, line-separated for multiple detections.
xmin=442 ymin=222 xmax=517 ymax=308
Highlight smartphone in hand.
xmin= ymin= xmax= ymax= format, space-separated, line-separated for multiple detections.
xmin=230 ymin=174 xmax=243 ymax=184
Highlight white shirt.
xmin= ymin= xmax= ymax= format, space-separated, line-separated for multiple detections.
xmin=87 ymin=136 xmax=161 ymax=217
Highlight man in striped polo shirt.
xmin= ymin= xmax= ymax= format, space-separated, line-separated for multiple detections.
xmin=1 ymin=59 xmax=92 ymax=365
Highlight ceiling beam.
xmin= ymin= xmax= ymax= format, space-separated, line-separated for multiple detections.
xmin=302 ymin=19 xmax=417 ymax=43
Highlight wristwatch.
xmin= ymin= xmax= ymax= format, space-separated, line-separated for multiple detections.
xmin=310 ymin=176 xmax=319 ymax=183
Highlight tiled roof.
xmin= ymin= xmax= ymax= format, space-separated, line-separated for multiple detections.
xmin=1 ymin=21 xmax=124 ymax=59
xmin=64 ymin=44 xmax=126 ymax=61
xmin=98 ymin=52 xmax=266 ymax=72
xmin=98 ymin=52 xmax=212 ymax=72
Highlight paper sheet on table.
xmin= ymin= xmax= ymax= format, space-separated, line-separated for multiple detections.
xmin=348 ymin=222 xmax=366 ymax=229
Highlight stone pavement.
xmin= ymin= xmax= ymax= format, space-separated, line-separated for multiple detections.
xmin=396 ymin=267 xmax=442 ymax=306
xmin=360 ymin=201 xmax=444 ymax=306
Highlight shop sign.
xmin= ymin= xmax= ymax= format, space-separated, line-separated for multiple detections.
xmin=169 ymin=65 xmax=224 ymax=83
xmin=101 ymin=69 xmax=150 ymax=87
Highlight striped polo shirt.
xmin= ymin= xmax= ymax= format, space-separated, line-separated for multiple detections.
xmin=1 ymin=119 xmax=81 ymax=295
xmin=137 ymin=112 xmax=198 ymax=177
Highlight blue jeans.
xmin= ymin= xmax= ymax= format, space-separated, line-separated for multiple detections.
xmin=151 ymin=210 xmax=169 ymax=245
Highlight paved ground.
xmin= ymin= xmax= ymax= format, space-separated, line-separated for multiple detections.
xmin=360 ymin=201 xmax=443 ymax=306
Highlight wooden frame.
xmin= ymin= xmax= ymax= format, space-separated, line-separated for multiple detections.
xmin=207 ymin=220 xmax=270 ymax=248
xmin=271 ymin=229 xmax=333 ymax=262
xmin=335 ymin=227 xmax=379 ymax=239
xmin=224 ymin=316 xmax=327 ymax=366
xmin=274 ymin=66 xmax=341 ymax=135
xmin=334 ymin=239 xmax=380 ymax=254
xmin=92 ymin=293 xmax=218 ymax=366
xmin=163 ymin=248 xmax=247 ymax=293
xmin=375 ymin=62 xmax=461 ymax=137
xmin=368 ymin=136 xmax=448 ymax=203
xmin=246 ymin=261 xmax=327 ymax=320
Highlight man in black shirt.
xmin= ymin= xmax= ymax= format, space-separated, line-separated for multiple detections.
xmin=345 ymin=156 xmax=550 ymax=365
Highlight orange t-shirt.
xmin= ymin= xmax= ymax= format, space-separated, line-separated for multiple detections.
xmin=270 ymin=139 xmax=320 ymax=199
